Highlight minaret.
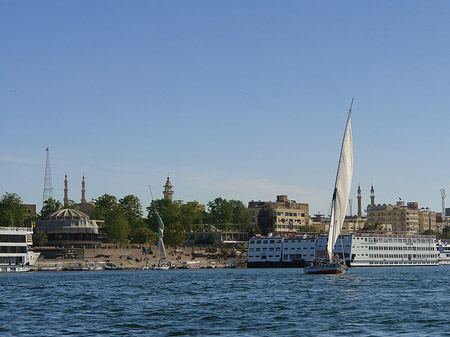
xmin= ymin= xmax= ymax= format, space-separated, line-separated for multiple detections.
xmin=81 ymin=176 xmax=87 ymax=203
xmin=163 ymin=176 xmax=174 ymax=201
xmin=357 ymin=185 xmax=362 ymax=218
xmin=64 ymin=174 xmax=69 ymax=207
xmin=370 ymin=184 xmax=375 ymax=206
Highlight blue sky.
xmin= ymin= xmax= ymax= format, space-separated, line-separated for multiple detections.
xmin=1 ymin=1 xmax=450 ymax=215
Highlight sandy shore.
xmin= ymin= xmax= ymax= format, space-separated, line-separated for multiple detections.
xmin=33 ymin=246 xmax=247 ymax=270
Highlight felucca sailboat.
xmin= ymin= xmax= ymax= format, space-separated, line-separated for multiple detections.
xmin=150 ymin=186 xmax=171 ymax=270
xmin=304 ymin=99 xmax=354 ymax=275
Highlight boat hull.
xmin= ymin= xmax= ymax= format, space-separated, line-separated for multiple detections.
xmin=304 ymin=263 xmax=348 ymax=275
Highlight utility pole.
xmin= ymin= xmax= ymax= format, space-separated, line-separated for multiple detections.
xmin=42 ymin=147 xmax=53 ymax=205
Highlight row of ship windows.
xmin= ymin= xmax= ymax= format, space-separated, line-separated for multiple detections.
xmin=368 ymin=261 xmax=436 ymax=265
xmin=250 ymin=240 xmax=283 ymax=245
xmin=356 ymin=237 xmax=431 ymax=244
xmin=249 ymin=247 xmax=281 ymax=252
xmin=0 ymin=246 xmax=26 ymax=253
xmin=355 ymin=246 xmax=436 ymax=251
xmin=248 ymin=255 xmax=281 ymax=259
xmin=362 ymin=254 xmax=438 ymax=258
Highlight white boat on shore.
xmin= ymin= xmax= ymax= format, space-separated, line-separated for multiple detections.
xmin=181 ymin=260 xmax=201 ymax=269
xmin=0 ymin=226 xmax=40 ymax=272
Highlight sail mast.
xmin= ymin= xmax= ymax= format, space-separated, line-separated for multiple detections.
xmin=326 ymin=99 xmax=354 ymax=262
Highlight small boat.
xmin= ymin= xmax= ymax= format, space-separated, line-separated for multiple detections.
xmin=146 ymin=186 xmax=174 ymax=271
xmin=181 ymin=260 xmax=201 ymax=269
xmin=206 ymin=261 xmax=217 ymax=269
xmin=305 ymin=99 xmax=354 ymax=275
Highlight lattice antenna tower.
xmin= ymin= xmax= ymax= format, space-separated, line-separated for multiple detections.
xmin=43 ymin=147 xmax=54 ymax=204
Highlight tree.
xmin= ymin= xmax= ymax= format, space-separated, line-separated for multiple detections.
xmin=257 ymin=205 xmax=276 ymax=235
xmin=229 ymin=199 xmax=252 ymax=226
xmin=119 ymin=194 xmax=144 ymax=227
xmin=107 ymin=208 xmax=131 ymax=243
xmin=93 ymin=194 xmax=119 ymax=221
xmin=207 ymin=197 xmax=233 ymax=224
xmin=130 ymin=227 xmax=156 ymax=245
xmin=0 ymin=192 xmax=25 ymax=226
xmin=164 ymin=221 xmax=186 ymax=246
xmin=40 ymin=198 xmax=63 ymax=219
xmin=33 ymin=232 xmax=48 ymax=246
xmin=147 ymin=199 xmax=185 ymax=246
xmin=180 ymin=201 xmax=204 ymax=231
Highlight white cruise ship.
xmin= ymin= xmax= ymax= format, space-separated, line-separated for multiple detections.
xmin=437 ymin=240 xmax=450 ymax=265
xmin=248 ymin=233 xmax=439 ymax=268
xmin=0 ymin=227 xmax=40 ymax=272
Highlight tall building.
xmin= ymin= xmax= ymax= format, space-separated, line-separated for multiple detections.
xmin=419 ymin=208 xmax=437 ymax=233
xmin=367 ymin=201 xmax=420 ymax=234
xmin=248 ymin=195 xmax=309 ymax=235
xmin=163 ymin=176 xmax=174 ymax=201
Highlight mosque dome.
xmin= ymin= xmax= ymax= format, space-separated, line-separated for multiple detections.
xmin=49 ymin=208 xmax=90 ymax=220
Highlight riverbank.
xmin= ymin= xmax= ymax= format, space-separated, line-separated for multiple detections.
xmin=33 ymin=245 xmax=247 ymax=270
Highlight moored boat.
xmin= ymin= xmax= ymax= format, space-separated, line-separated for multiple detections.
xmin=0 ymin=226 xmax=40 ymax=272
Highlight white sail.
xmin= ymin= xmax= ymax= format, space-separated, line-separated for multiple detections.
xmin=326 ymin=100 xmax=354 ymax=261
xmin=155 ymin=208 xmax=167 ymax=260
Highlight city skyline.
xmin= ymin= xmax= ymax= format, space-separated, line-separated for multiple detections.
xmin=1 ymin=2 xmax=450 ymax=214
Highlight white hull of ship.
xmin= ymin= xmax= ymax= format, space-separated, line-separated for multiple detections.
xmin=0 ymin=252 xmax=40 ymax=273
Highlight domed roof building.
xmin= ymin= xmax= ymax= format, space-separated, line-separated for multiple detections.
xmin=36 ymin=208 xmax=103 ymax=248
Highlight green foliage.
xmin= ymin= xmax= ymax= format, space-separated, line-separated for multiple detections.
xmin=40 ymin=198 xmax=63 ymax=219
xmin=65 ymin=200 xmax=78 ymax=209
xmin=297 ymin=225 xmax=317 ymax=233
xmin=130 ymin=226 xmax=156 ymax=245
xmin=164 ymin=221 xmax=185 ymax=246
xmin=0 ymin=192 xmax=25 ymax=226
xmin=147 ymin=199 xmax=186 ymax=247
xmin=440 ymin=227 xmax=450 ymax=240
xmin=119 ymin=194 xmax=144 ymax=227
xmin=93 ymin=194 xmax=119 ymax=221
xmin=208 ymin=197 xmax=233 ymax=223
xmin=207 ymin=198 xmax=252 ymax=225
xmin=257 ymin=204 xmax=276 ymax=235
xmin=180 ymin=201 xmax=204 ymax=231
xmin=361 ymin=222 xmax=384 ymax=231
xmin=33 ymin=232 xmax=48 ymax=246
xmin=230 ymin=200 xmax=252 ymax=227
xmin=107 ymin=208 xmax=131 ymax=243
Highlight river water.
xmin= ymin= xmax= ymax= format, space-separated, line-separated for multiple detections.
xmin=1 ymin=267 xmax=449 ymax=336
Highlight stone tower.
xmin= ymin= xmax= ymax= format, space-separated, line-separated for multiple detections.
xmin=163 ymin=176 xmax=174 ymax=201
xmin=64 ymin=174 xmax=69 ymax=207
xmin=370 ymin=184 xmax=375 ymax=206
xmin=357 ymin=185 xmax=362 ymax=218
xmin=81 ymin=176 xmax=87 ymax=203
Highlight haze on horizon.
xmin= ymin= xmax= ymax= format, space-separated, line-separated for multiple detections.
xmin=1 ymin=1 xmax=450 ymax=215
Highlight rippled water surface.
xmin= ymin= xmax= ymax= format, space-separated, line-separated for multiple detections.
xmin=2 ymin=267 xmax=450 ymax=336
